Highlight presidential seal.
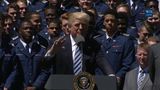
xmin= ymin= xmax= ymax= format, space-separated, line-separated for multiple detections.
xmin=73 ymin=72 xmax=95 ymax=90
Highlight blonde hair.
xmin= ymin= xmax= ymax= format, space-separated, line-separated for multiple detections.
xmin=137 ymin=42 xmax=150 ymax=52
xmin=68 ymin=12 xmax=90 ymax=27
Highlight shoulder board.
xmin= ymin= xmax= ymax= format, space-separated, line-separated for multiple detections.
xmin=74 ymin=6 xmax=80 ymax=9
xmin=120 ymin=33 xmax=130 ymax=37
xmin=12 ymin=36 xmax=19 ymax=40
xmin=93 ymin=34 xmax=102 ymax=39
xmin=40 ymin=44 xmax=46 ymax=48
xmin=36 ymin=41 xmax=46 ymax=48
xmin=11 ymin=43 xmax=15 ymax=47
xmin=129 ymin=26 xmax=136 ymax=29
xmin=102 ymin=29 xmax=106 ymax=32
xmin=36 ymin=9 xmax=42 ymax=12
xmin=42 ymin=0 xmax=48 ymax=3
xmin=98 ymin=13 xmax=104 ymax=17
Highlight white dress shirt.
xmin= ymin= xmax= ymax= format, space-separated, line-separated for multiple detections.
xmin=20 ymin=39 xmax=31 ymax=53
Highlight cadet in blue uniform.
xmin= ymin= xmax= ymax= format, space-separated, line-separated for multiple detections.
xmin=95 ymin=10 xmax=135 ymax=89
xmin=116 ymin=4 xmax=139 ymax=39
xmin=1 ymin=14 xmax=18 ymax=90
xmin=45 ymin=0 xmax=63 ymax=16
xmin=28 ymin=0 xmax=47 ymax=12
xmin=124 ymin=0 xmax=145 ymax=28
xmin=66 ymin=0 xmax=93 ymax=12
xmin=46 ymin=20 xmax=61 ymax=49
xmin=16 ymin=0 xmax=28 ymax=21
xmin=92 ymin=0 xmax=109 ymax=16
xmin=116 ymin=12 xmax=138 ymax=48
xmin=6 ymin=2 xmax=20 ymax=33
xmin=42 ymin=6 xmax=59 ymax=28
xmin=92 ymin=0 xmax=109 ymax=30
xmin=0 ymin=13 xmax=6 ymax=90
xmin=0 ymin=48 xmax=5 ymax=90
xmin=6 ymin=2 xmax=19 ymax=24
xmin=1 ymin=15 xmax=19 ymax=48
xmin=145 ymin=0 xmax=159 ymax=11
xmin=28 ymin=0 xmax=48 ymax=25
xmin=27 ymin=12 xmax=49 ymax=48
xmin=0 ymin=0 xmax=10 ymax=14
xmin=7 ymin=20 xmax=50 ymax=90
xmin=40 ymin=20 xmax=62 ymax=49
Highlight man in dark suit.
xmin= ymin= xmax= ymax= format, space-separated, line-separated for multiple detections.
xmin=149 ymin=42 xmax=160 ymax=90
xmin=123 ymin=43 xmax=152 ymax=90
xmin=45 ymin=12 xmax=114 ymax=75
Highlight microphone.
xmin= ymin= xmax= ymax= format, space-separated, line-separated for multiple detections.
xmin=74 ymin=34 xmax=85 ymax=44
xmin=74 ymin=34 xmax=85 ymax=50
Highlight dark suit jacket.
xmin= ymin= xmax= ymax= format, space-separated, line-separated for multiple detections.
xmin=123 ymin=67 xmax=152 ymax=90
xmin=45 ymin=35 xmax=114 ymax=75
xmin=149 ymin=43 xmax=160 ymax=90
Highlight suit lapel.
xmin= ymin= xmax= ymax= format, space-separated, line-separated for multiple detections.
xmin=82 ymin=53 xmax=90 ymax=71
xmin=64 ymin=35 xmax=72 ymax=59
xmin=17 ymin=41 xmax=31 ymax=57
xmin=31 ymin=42 xmax=40 ymax=57
xmin=63 ymin=35 xmax=73 ymax=72
xmin=132 ymin=68 xmax=139 ymax=90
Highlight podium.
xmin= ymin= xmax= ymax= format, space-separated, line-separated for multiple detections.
xmin=45 ymin=75 xmax=117 ymax=90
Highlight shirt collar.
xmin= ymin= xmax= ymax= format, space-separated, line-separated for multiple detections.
xmin=20 ymin=39 xmax=34 ymax=48
xmin=26 ymin=0 xmax=31 ymax=5
xmin=138 ymin=66 xmax=143 ymax=73
xmin=138 ymin=66 xmax=148 ymax=73
xmin=130 ymin=0 xmax=133 ymax=6
xmin=3 ymin=0 xmax=9 ymax=5
xmin=20 ymin=39 xmax=27 ymax=48
xmin=105 ymin=32 xmax=117 ymax=39
xmin=70 ymin=35 xmax=76 ymax=47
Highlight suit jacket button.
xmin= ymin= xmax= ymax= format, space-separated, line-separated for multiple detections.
xmin=106 ymin=51 xmax=108 ymax=53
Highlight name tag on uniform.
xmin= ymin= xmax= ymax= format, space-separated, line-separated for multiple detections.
xmin=35 ymin=54 xmax=41 ymax=56
xmin=4 ymin=54 xmax=12 ymax=56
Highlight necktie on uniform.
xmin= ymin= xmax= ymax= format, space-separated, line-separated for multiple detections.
xmin=131 ymin=2 xmax=136 ymax=13
xmin=26 ymin=44 xmax=30 ymax=53
xmin=137 ymin=70 xmax=145 ymax=90
xmin=107 ymin=38 xmax=112 ymax=43
xmin=73 ymin=44 xmax=82 ymax=75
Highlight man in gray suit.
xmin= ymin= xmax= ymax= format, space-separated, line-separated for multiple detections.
xmin=149 ymin=42 xmax=160 ymax=90
xmin=123 ymin=43 xmax=152 ymax=90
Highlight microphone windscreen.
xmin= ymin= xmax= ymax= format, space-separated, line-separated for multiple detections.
xmin=74 ymin=34 xmax=85 ymax=44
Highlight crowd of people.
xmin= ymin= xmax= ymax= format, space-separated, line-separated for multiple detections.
xmin=0 ymin=0 xmax=160 ymax=90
